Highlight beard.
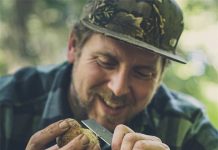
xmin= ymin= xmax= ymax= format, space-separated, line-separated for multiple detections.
xmin=70 ymin=61 xmax=159 ymax=129
xmin=71 ymin=84 xmax=128 ymax=111
xmin=75 ymin=85 xmax=134 ymax=125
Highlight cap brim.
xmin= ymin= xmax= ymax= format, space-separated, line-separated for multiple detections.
xmin=81 ymin=20 xmax=187 ymax=64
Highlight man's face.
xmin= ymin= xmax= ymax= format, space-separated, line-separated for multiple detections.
xmin=71 ymin=33 xmax=163 ymax=131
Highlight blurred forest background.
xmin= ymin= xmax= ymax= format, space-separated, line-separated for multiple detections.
xmin=0 ymin=0 xmax=217 ymax=128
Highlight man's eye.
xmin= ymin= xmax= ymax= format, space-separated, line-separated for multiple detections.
xmin=96 ymin=56 xmax=117 ymax=69
xmin=134 ymin=70 xmax=155 ymax=80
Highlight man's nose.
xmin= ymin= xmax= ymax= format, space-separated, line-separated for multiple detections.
xmin=107 ymin=71 xmax=130 ymax=96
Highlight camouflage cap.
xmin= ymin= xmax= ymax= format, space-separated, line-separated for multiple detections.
xmin=80 ymin=0 xmax=186 ymax=63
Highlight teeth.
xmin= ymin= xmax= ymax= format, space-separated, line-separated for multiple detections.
xmin=97 ymin=93 xmax=125 ymax=108
xmin=104 ymin=99 xmax=123 ymax=108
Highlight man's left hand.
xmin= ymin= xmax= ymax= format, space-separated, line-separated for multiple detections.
xmin=112 ymin=124 xmax=170 ymax=150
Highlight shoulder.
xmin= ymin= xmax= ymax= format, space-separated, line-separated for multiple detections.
xmin=151 ymin=85 xmax=218 ymax=149
xmin=169 ymin=89 xmax=205 ymax=119
xmin=0 ymin=62 xmax=70 ymax=105
xmin=151 ymin=84 xmax=205 ymax=122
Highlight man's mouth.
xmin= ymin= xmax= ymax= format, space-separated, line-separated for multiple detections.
xmin=103 ymin=99 xmax=124 ymax=108
xmin=97 ymin=95 xmax=127 ymax=115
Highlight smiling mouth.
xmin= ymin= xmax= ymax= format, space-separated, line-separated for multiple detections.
xmin=103 ymin=101 xmax=125 ymax=116
xmin=96 ymin=95 xmax=127 ymax=115
xmin=97 ymin=95 xmax=125 ymax=108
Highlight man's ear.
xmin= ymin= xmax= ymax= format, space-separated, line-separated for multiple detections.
xmin=67 ymin=32 xmax=77 ymax=63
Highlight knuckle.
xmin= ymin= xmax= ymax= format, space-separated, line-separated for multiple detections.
xmin=116 ymin=124 xmax=126 ymax=130
xmin=162 ymin=143 xmax=170 ymax=150
xmin=29 ymin=131 xmax=40 ymax=143
xmin=27 ymin=143 xmax=41 ymax=150
xmin=112 ymin=134 xmax=123 ymax=150
xmin=134 ymin=140 xmax=170 ymax=150
xmin=134 ymin=140 xmax=149 ymax=149
xmin=112 ymin=141 xmax=120 ymax=150
xmin=115 ymin=124 xmax=133 ymax=133
xmin=151 ymin=136 xmax=162 ymax=142
xmin=27 ymin=131 xmax=43 ymax=149
xmin=123 ymin=133 xmax=135 ymax=142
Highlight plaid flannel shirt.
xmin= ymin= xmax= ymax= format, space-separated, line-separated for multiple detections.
xmin=0 ymin=62 xmax=218 ymax=150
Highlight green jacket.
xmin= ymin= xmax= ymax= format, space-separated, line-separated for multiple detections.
xmin=0 ymin=62 xmax=218 ymax=150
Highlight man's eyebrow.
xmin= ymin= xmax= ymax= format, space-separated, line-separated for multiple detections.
xmin=94 ymin=52 xmax=157 ymax=70
xmin=94 ymin=51 xmax=116 ymax=58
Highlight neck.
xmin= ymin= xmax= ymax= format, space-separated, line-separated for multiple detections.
xmin=67 ymin=85 xmax=88 ymax=121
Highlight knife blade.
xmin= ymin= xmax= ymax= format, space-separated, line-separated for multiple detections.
xmin=81 ymin=119 xmax=113 ymax=146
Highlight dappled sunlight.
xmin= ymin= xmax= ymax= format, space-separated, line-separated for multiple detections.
xmin=166 ymin=0 xmax=218 ymax=127
xmin=202 ymin=81 xmax=218 ymax=103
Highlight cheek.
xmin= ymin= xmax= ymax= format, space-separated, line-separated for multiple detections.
xmin=86 ymin=64 xmax=107 ymax=84
xmin=75 ymin=63 xmax=107 ymax=94
xmin=132 ymin=80 xmax=159 ymax=106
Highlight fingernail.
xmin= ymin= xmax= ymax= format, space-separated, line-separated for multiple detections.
xmin=59 ymin=120 xmax=69 ymax=130
xmin=81 ymin=134 xmax=90 ymax=145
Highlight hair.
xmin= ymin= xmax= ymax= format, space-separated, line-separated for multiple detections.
xmin=69 ymin=22 xmax=94 ymax=58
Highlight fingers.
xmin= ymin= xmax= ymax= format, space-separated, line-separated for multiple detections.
xmin=120 ymin=133 xmax=163 ymax=150
xmin=26 ymin=119 xmax=73 ymax=150
xmin=26 ymin=118 xmax=101 ymax=150
xmin=60 ymin=134 xmax=89 ymax=149
xmin=112 ymin=124 xmax=170 ymax=150
xmin=112 ymin=124 xmax=134 ymax=150
xmin=46 ymin=134 xmax=101 ymax=150
xmin=60 ymin=134 xmax=100 ymax=150
xmin=133 ymin=140 xmax=170 ymax=150
xmin=45 ymin=145 xmax=59 ymax=150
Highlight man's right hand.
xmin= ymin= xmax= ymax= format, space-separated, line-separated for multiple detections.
xmin=25 ymin=119 xmax=100 ymax=150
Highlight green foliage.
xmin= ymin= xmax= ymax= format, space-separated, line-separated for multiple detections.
xmin=0 ymin=50 xmax=8 ymax=76
xmin=183 ymin=0 xmax=218 ymax=15
xmin=0 ymin=62 xmax=8 ymax=76
xmin=163 ymin=61 xmax=218 ymax=128
xmin=0 ymin=0 xmax=87 ymax=65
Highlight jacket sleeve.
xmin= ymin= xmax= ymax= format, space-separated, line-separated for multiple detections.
xmin=182 ymin=109 xmax=218 ymax=150
xmin=0 ymin=68 xmax=48 ymax=150
xmin=0 ymin=104 xmax=14 ymax=150
xmin=0 ymin=75 xmax=20 ymax=150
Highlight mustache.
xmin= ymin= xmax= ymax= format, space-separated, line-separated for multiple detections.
xmin=90 ymin=88 xmax=129 ymax=105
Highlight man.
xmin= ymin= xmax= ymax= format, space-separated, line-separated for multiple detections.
xmin=0 ymin=0 xmax=217 ymax=150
